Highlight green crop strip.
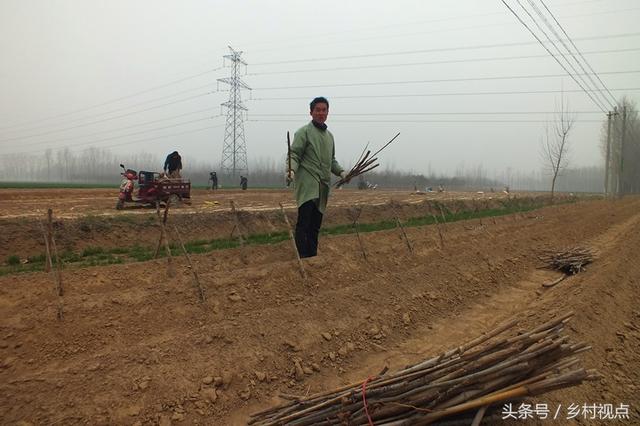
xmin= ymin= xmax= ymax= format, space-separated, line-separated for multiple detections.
xmin=0 ymin=198 xmax=557 ymax=277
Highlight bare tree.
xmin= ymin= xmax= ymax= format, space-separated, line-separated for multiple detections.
xmin=541 ymin=95 xmax=574 ymax=200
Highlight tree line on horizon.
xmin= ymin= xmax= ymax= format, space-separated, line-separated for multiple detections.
xmin=1 ymin=98 xmax=637 ymax=194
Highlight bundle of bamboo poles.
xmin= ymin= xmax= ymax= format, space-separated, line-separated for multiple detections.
xmin=249 ymin=313 xmax=596 ymax=425
xmin=335 ymin=133 xmax=400 ymax=188
xmin=539 ymin=246 xmax=594 ymax=274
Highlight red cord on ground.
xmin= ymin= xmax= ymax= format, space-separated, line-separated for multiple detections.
xmin=362 ymin=376 xmax=375 ymax=426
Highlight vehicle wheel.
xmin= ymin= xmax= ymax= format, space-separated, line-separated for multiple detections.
xmin=168 ymin=194 xmax=181 ymax=207
xmin=116 ymin=200 xmax=124 ymax=210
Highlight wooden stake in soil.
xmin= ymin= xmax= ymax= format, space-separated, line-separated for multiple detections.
xmin=153 ymin=200 xmax=165 ymax=259
xmin=390 ymin=202 xmax=413 ymax=253
xmin=431 ymin=213 xmax=445 ymax=249
xmin=230 ymin=200 xmax=249 ymax=264
xmin=47 ymin=209 xmax=63 ymax=297
xmin=41 ymin=216 xmax=52 ymax=273
xmin=154 ymin=200 xmax=175 ymax=278
xmin=279 ymin=202 xmax=306 ymax=279
xmin=348 ymin=207 xmax=368 ymax=261
xmin=437 ymin=204 xmax=447 ymax=225
xmin=39 ymin=218 xmax=64 ymax=320
xmin=172 ymin=224 xmax=206 ymax=302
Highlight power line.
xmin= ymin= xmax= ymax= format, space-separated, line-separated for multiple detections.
xmin=539 ymin=0 xmax=620 ymax=106
xmin=501 ymin=0 xmax=611 ymax=112
xmin=0 ymin=91 xmax=219 ymax=143
xmin=0 ymin=67 xmax=224 ymax=132
xmin=1 ymin=82 xmax=221 ymax=136
xmin=247 ymin=118 xmax=604 ymax=123
xmin=240 ymin=0 xmax=618 ymax=55
xmin=515 ymin=0 xmax=612 ymax=111
xmin=95 ymin=123 xmax=226 ymax=154
xmin=249 ymin=87 xmax=640 ymax=101
xmin=3 ymin=115 xmax=223 ymax=156
xmin=250 ymin=31 xmax=640 ymax=66
xmin=249 ymin=111 xmax=603 ymax=116
xmin=248 ymin=47 xmax=640 ymax=77
xmin=1 ymin=123 xmax=227 ymax=158
xmin=17 ymin=109 xmax=222 ymax=149
xmin=526 ymin=0 xmax=615 ymax=109
xmin=251 ymin=70 xmax=640 ymax=91
xmin=248 ymin=5 xmax=640 ymax=58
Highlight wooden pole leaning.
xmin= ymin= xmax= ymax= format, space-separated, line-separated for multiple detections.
xmin=390 ymin=202 xmax=413 ymax=254
xmin=230 ymin=200 xmax=249 ymax=264
xmin=172 ymin=225 xmax=206 ymax=303
xmin=155 ymin=200 xmax=175 ymax=278
xmin=348 ymin=207 xmax=368 ymax=261
xmin=279 ymin=202 xmax=306 ymax=280
xmin=41 ymin=209 xmax=63 ymax=320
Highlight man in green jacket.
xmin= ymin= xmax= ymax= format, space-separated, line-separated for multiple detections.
xmin=287 ymin=97 xmax=348 ymax=258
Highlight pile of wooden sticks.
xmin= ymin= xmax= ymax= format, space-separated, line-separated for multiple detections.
xmin=539 ymin=246 xmax=594 ymax=274
xmin=249 ymin=312 xmax=596 ymax=425
xmin=335 ymin=132 xmax=400 ymax=188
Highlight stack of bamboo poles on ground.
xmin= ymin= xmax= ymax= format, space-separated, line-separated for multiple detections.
xmin=249 ymin=313 xmax=596 ymax=425
xmin=539 ymin=246 xmax=594 ymax=274
xmin=335 ymin=133 xmax=400 ymax=188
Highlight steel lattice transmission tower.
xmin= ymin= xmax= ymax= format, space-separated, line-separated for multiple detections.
xmin=218 ymin=46 xmax=250 ymax=178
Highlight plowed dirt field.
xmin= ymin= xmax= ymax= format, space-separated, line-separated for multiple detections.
xmin=0 ymin=188 xmax=638 ymax=425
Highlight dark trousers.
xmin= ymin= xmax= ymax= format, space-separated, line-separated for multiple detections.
xmin=295 ymin=200 xmax=323 ymax=258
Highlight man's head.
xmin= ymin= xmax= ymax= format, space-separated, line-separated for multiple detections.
xmin=309 ymin=97 xmax=329 ymax=124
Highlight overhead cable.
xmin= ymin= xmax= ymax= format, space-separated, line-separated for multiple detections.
xmin=248 ymin=47 xmax=640 ymax=77
xmin=539 ymin=0 xmax=619 ymax=106
xmin=251 ymin=31 xmax=640 ymax=66
xmin=0 ymin=91 xmax=218 ymax=143
xmin=251 ymin=69 xmax=640 ymax=91
xmin=0 ymin=66 xmax=224 ymax=132
xmin=501 ymin=0 xmax=611 ymax=112
xmin=515 ymin=0 xmax=611 ymax=111
xmin=248 ymin=87 xmax=640 ymax=101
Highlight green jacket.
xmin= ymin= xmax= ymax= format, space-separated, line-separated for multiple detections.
xmin=290 ymin=122 xmax=344 ymax=213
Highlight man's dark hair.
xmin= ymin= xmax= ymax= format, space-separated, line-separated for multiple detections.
xmin=310 ymin=97 xmax=329 ymax=112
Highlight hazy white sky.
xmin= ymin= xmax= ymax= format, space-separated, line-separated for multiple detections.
xmin=1 ymin=0 xmax=638 ymax=176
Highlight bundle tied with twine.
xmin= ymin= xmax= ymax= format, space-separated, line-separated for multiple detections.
xmin=539 ymin=246 xmax=594 ymax=275
xmin=249 ymin=312 xmax=597 ymax=426
xmin=335 ymin=132 xmax=400 ymax=188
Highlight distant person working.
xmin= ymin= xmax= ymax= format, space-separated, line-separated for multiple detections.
xmin=209 ymin=171 xmax=218 ymax=190
xmin=164 ymin=151 xmax=182 ymax=178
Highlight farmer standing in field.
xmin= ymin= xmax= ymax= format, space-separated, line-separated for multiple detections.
xmin=286 ymin=97 xmax=348 ymax=258
xmin=164 ymin=151 xmax=182 ymax=178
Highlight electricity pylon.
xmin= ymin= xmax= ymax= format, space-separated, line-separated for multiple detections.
xmin=218 ymin=46 xmax=250 ymax=178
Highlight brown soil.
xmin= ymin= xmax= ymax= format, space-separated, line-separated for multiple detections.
xmin=0 ymin=188 xmax=525 ymax=261
xmin=0 ymin=189 xmax=638 ymax=425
